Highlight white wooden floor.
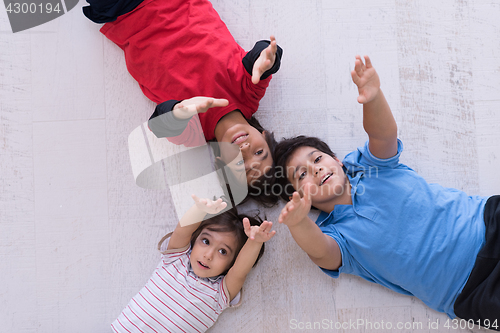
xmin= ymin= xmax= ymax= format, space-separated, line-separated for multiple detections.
xmin=1 ymin=0 xmax=499 ymax=332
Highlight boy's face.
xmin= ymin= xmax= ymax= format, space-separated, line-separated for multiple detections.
xmin=190 ymin=229 xmax=238 ymax=278
xmin=286 ymin=146 xmax=348 ymax=205
xmin=219 ymin=125 xmax=272 ymax=185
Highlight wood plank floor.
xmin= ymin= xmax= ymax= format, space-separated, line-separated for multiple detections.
xmin=1 ymin=0 xmax=499 ymax=332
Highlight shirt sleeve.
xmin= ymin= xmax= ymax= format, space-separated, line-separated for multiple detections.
xmin=82 ymin=0 xmax=144 ymax=23
xmin=148 ymin=100 xmax=191 ymax=138
xmin=318 ymin=224 xmax=351 ymax=279
xmin=219 ymin=276 xmax=242 ymax=309
xmin=148 ymin=100 xmax=206 ymax=147
xmin=158 ymin=234 xmax=191 ymax=265
xmin=343 ymin=139 xmax=404 ymax=173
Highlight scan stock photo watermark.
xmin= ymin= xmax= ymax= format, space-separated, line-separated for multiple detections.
xmin=3 ymin=0 xmax=79 ymax=33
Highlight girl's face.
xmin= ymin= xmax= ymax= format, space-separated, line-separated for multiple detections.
xmin=190 ymin=228 xmax=239 ymax=278
xmin=219 ymin=124 xmax=272 ymax=185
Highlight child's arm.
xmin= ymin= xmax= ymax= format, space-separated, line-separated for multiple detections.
xmin=148 ymin=97 xmax=229 ymax=139
xmin=351 ymin=55 xmax=398 ymax=159
xmin=278 ymin=185 xmax=341 ymax=270
xmin=167 ymin=195 xmax=227 ymax=250
xmin=224 ymin=219 xmax=276 ymax=301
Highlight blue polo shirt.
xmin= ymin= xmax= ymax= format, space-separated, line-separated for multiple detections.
xmin=317 ymin=139 xmax=487 ymax=318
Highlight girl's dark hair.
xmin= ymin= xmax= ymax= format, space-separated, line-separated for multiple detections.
xmin=212 ymin=114 xmax=279 ymax=208
xmin=273 ymin=135 xmax=336 ymax=202
xmin=189 ymin=209 xmax=265 ymax=275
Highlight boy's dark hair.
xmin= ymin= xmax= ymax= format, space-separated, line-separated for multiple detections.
xmin=274 ymin=135 xmax=336 ymax=202
xmin=212 ymin=114 xmax=279 ymax=207
xmin=189 ymin=208 xmax=265 ymax=275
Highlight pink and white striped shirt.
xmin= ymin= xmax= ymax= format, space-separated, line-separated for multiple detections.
xmin=111 ymin=236 xmax=241 ymax=333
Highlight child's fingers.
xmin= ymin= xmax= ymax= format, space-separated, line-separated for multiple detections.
xmin=243 ymin=217 xmax=251 ymax=233
xmin=351 ymin=69 xmax=360 ymax=84
xmin=251 ymin=68 xmax=261 ymax=85
xmin=211 ymin=98 xmax=229 ymax=108
xmin=354 ymin=57 xmax=364 ymax=77
xmin=355 ymin=54 xmax=364 ymax=67
xmin=216 ymin=201 xmax=227 ymax=210
xmin=202 ymin=98 xmax=213 ymax=108
xmin=266 ymin=47 xmax=275 ymax=61
xmin=364 ymin=55 xmax=372 ymax=68
xmin=284 ymin=198 xmax=295 ymax=211
xmin=260 ymin=220 xmax=273 ymax=233
xmin=267 ymin=230 xmax=277 ymax=240
xmin=192 ymin=194 xmax=207 ymax=206
xmin=278 ymin=208 xmax=288 ymax=223
xmin=266 ymin=36 xmax=277 ymax=57
xmin=303 ymin=184 xmax=312 ymax=206
xmin=196 ymin=98 xmax=229 ymax=114
xmin=292 ymin=191 xmax=301 ymax=203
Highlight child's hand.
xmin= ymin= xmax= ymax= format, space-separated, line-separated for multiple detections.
xmin=173 ymin=97 xmax=229 ymax=120
xmin=191 ymin=194 xmax=227 ymax=214
xmin=351 ymin=55 xmax=381 ymax=104
xmin=251 ymin=35 xmax=277 ymax=84
xmin=243 ymin=218 xmax=276 ymax=243
xmin=278 ymin=184 xmax=312 ymax=228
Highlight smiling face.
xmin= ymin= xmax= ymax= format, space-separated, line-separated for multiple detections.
xmin=219 ymin=124 xmax=272 ymax=184
xmin=189 ymin=229 xmax=238 ymax=278
xmin=286 ymin=146 xmax=351 ymax=208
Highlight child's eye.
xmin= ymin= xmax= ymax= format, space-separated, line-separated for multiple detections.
xmin=219 ymin=248 xmax=227 ymax=255
xmin=255 ymin=149 xmax=263 ymax=156
xmin=202 ymin=238 xmax=209 ymax=245
xmin=314 ymin=155 xmax=322 ymax=163
xmin=299 ymin=171 xmax=306 ymax=180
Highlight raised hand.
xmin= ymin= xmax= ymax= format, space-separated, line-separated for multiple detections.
xmin=191 ymin=194 xmax=227 ymax=214
xmin=251 ymin=35 xmax=278 ymax=84
xmin=173 ymin=97 xmax=229 ymax=120
xmin=278 ymin=184 xmax=312 ymax=228
xmin=243 ymin=218 xmax=276 ymax=243
xmin=351 ymin=55 xmax=381 ymax=104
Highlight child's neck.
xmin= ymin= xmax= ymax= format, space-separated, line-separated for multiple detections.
xmin=214 ymin=110 xmax=246 ymax=142
xmin=316 ymin=178 xmax=353 ymax=213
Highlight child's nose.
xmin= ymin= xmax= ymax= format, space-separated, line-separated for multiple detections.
xmin=313 ymin=165 xmax=323 ymax=175
xmin=239 ymin=142 xmax=250 ymax=150
xmin=204 ymin=248 xmax=215 ymax=260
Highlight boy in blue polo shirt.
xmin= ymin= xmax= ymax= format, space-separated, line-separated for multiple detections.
xmin=273 ymin=55 xmax=499 ymax=328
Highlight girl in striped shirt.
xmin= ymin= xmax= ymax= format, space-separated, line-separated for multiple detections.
xmin=112 ymin=195 xmax=275 ymax=332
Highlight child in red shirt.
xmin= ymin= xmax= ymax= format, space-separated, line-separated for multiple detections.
xmin=84 ymin=0 xmax=283 ymax=205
